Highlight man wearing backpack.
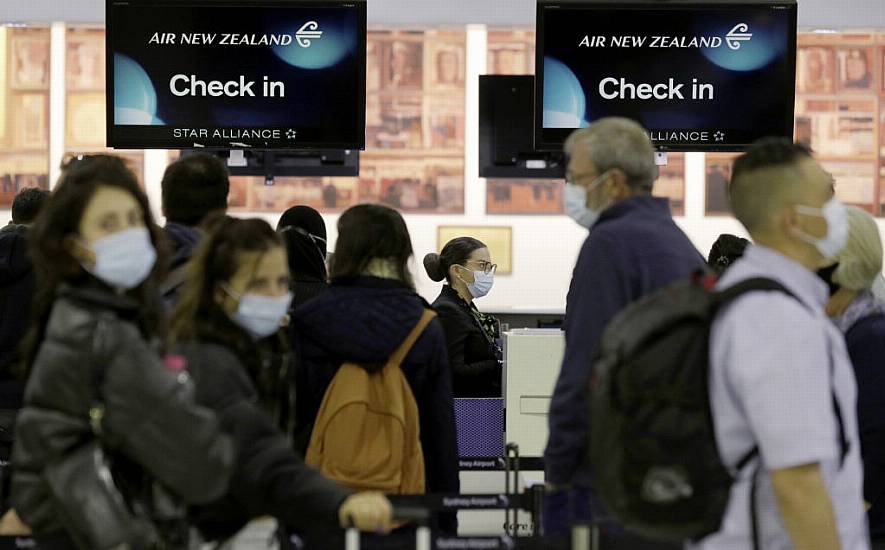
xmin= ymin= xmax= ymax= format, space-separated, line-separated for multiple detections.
xmin=692 ymin=140 xmax=867 ymax=549
xmin=544 ymin=117 xmax=703 ymax=537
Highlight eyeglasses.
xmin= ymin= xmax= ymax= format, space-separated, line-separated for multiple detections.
xmin=566 ymin=171 xmax=599 ymax=187
xmin=467 ymin=260 xmax=497 ymax=275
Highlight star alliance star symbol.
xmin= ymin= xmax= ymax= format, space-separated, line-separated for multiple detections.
xmin=286 ymin=129 xmax=297 ymax=139
xmin=714 ymin=131 xmax=725 ymax=142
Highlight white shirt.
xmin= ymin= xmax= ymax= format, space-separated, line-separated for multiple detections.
xmin=689 ymin=245 xmax=868 ymax=550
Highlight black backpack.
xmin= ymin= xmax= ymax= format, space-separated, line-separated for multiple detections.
xmin=588 ymin=272 xmax=848 ymax=545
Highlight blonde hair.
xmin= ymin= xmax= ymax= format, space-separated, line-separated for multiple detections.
xmin=834 ymin=206 xmax=883 ymax=291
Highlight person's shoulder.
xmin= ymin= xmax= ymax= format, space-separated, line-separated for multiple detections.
xmin=175 ymin=340 xmax=254 ymax=403
xmin=846 ymin=313 xmax=885 ymax=344
xmin=432 ymin=291 xmax=464 ymax=315
xmin=177 ymin=340 xmax=244 ymax=373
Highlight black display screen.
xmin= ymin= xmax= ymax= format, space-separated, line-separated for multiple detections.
xmin=535 ymin=0 xmax=797 ymax=151
xmin=107 ymin=0 xmax=367 ymax=149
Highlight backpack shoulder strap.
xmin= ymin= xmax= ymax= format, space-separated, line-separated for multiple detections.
xmin=386 ymin=309 xmax=437 ymax=369
xmin=712 ymin=277 xmax=798 ymax=310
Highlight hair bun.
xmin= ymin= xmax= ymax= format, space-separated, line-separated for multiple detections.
xmin=423 ymin=253 xmax=446 ymax=282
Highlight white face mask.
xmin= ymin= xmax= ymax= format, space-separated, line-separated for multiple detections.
xmin=224 ymin=286 xmax=293 ymax=339
xmin=458 ymin=267 xmax=494 ymax=299
xmin=794 ymin=197 xmax=849 ymax=260
xmin=84 ymin=227 xmax=157 ymax=290
xmin=563 ymin=171 xmax=611 ymax=229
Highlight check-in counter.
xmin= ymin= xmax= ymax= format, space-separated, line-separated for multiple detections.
xmin=503 ymin=328 xmax=565 ymax=458
xmin=455 ymin=328 xmax=564 ymax=536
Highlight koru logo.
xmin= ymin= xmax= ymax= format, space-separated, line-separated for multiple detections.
xmin=296 ymin=21 xmax=323 ymax=47
xmin=725 ymin=23 xmax=752 ymax=50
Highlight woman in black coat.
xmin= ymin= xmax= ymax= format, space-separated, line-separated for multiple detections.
xmin=277 ymin=205 xmax=329 ymax=309
xmin=11 ymin=156 xmax=233 ymax=549
xmin=424 ymin=237 xmax=502 ymax=397
xmin=291 ymin=204 xmax=460 ymax=534
xmin=169 ymin=215 xmax=392 ymax=543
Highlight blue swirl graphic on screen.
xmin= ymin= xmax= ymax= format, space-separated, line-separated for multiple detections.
xmin=699 ymin=20 xmax=785 ymax=72
xmin=270 ymin=19 xmax=355 ymax=70
xmin=113 ymin=54 xmax=164 ymax=125
xmin=543 ymin=57 xmax=589 ymax=128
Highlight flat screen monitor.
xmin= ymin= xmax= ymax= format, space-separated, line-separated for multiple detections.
xmin=535 ymin=0 xmax=797 ymax=152
xmin=107 ymin=0 xmax=367 ymax=150
xmin=181 ymin=149 xmax=359 ymax=179
xmin=479 ymin=75 xmax=565 ymax=179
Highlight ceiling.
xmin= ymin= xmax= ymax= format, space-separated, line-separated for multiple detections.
xmin=3 ymin=0 xmax=885 ymax=28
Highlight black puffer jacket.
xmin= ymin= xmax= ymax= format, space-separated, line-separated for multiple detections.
xmin=11 ymin=283 xmax=233 ymax=540
xmin=178 ymin=339 xmax=351 ymax=542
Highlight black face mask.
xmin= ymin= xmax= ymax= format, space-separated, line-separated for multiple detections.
xmin=816 ymin=263 xmax=841 ymax=296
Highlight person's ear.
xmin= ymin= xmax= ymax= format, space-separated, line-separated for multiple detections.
xmin=778 ymin=205 xmax=801 ymax=237
xmin=608 ymin=169 xmax=630 ymax=199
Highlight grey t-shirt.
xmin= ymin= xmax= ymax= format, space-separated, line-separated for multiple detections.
xmin=688 ymin=245 xmax=868 ymax=550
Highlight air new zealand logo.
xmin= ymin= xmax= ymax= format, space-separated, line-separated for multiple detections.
xmin=296 ymin=21 xmax=323 ymax=47
xmin=725 ymin=24 xmax=753 ymax=50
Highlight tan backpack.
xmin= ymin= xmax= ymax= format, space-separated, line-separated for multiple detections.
xmin=305 ymin=310 xmax=435 ymax=494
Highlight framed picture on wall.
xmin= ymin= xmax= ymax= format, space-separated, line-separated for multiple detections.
xmin=66 ymin=93 xmax=106 ymax=149
xmin=837 ymin=47 xmax=875 ymax=92
xmin=797 ymin=47 xmax=836 ymax=95
xmin=380 ymin=37 xmax=423 ymax=91
xmin=486 ymin=179 xmax=564 ymax=215
xmin=66 ymin=30 xmax=106 ymax=90
xmin=424 ymin=34 xmax=465 ymax=90
xmin=11 ymin=34 xmax=50 ymax=90
xmin=487 ymin=30 xmax=535 ymax=76
xmin=15 ymin=94 xmax=48 ymax=149
xmin=438 ymin=226 xmax=513 ymax=275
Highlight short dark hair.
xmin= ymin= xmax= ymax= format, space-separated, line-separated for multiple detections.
xmin=330 ymin=204 xmax=414 ymax=287
xmin=423 ymin=237 xmax=486 ymax=283
xmin=730 ymin=139 xmax=814 ymax=232
xmin=707 ymin=234 xmax=751 ymax=275
xmin=731 ymin=139 xmax=812 ymax=182
xmin=11 ymin=187 xmax=50 ymax=225
xmin=161 ymin=153 xmax=230 ymax=226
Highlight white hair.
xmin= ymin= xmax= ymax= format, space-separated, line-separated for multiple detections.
xmin=834 ymin=206 xmax=883 ymax=291
xmin=563 ymin=117 xmax=658 ymax=192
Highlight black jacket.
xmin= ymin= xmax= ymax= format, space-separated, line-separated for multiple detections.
xmin=11 ymin=282 xmax=233 ymax=539
xmin=291 ymin=276 xmax=460 ymax=530
xmin=291 ymin=275 xmax=329 ymax=311
xmin=177 ymin=339 xmax=351 ymax=541
xmin=0 ymin=225 xmax=33 ymax=394
xmin=431 ymin=285 xmax=502 ymax=397
xmin=161 ymin=223 xmax=202 ymax=307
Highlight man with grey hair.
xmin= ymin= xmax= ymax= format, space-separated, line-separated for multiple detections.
xmin=544 ymin=117 xmax=702 ymax=538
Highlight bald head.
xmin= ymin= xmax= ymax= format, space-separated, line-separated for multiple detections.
xmin=730 ymin=139 xmax=830 ymax=236
xmin=564 ymin=117 xmax=657 ymax=193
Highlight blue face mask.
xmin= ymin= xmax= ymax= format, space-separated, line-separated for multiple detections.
xmin=458 ymin=268 xmax=494 ymax=299
xmin=84 ymin=227 xmax=157 ymax=290
xmin=563 ymin=171 xmax=611 ymax=229
xmin=224 ymin=286 xmax=293 ymax=339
